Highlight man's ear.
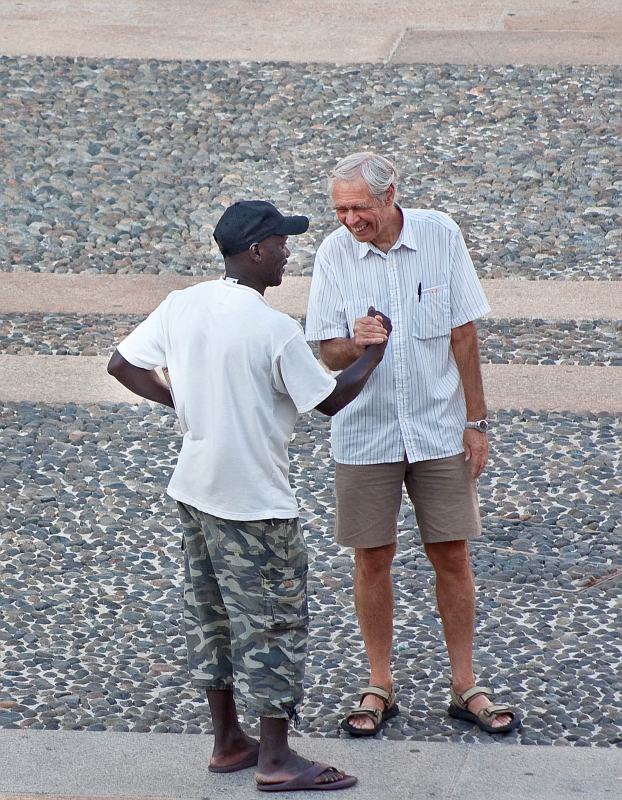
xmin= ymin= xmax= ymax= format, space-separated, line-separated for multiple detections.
xmin=385 ymin=184 xmax=396 ymax=206
xmin=248 ymin=242 xmax=261 ymax=261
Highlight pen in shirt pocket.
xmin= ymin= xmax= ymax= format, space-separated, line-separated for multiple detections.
xmin=418 ymin=282 xmax=422 ymax=302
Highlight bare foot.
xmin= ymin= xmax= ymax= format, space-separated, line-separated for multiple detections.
xmin=210 ymin=732 xmax=259 ymax=770
xmin=256 ymin=750 xmax=346 ymax=787
xmin=347 ymin=692 xmax=386 ymax=731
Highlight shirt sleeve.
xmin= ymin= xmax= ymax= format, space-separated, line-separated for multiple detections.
xmin=448 ymin=229 xmax=491 ymax=328
xmin=305 ymin=246 xmax=349 ymax=342
xmin=273 ymin=332 xmax=337 ymax=414
xmin=116 ymin=300 xmax=168 ymax=370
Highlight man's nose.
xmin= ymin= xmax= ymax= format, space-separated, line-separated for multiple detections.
xmin=284 ymin=245 xmax=290 ymax=258
xmin=345 ymin=210 xmax=359 ymax=226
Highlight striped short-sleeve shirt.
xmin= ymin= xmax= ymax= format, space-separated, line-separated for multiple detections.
xmin=305 ymin=207 xmax=490 ymax=465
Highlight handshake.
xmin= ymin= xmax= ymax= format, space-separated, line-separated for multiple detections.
xmin=352 ymin=306 xmax=392 ymax=352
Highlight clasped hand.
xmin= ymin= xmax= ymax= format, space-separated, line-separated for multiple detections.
xmin=353 ymin=306 xmax=392 ymax=348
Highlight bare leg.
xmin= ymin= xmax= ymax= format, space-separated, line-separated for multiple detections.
xmin=424 ymin=540 xmax=511 ymax=727
xmin=206 ymin=689 xmax=258 ymax=769
xmin=347 ymin=542 xmax=396 ymax=731
xmin=255 ymin=717 xmax=347 ymax=786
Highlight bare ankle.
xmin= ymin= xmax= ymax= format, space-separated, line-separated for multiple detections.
xmin=451 ymin=676 xmax=477 ymax=695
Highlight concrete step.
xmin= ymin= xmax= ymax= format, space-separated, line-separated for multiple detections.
xmin=1 ymin=729 xmax=622 ymax=800
xmin=1 ymin=355 xmax=621 ymax=412
xmin=1 ymin=0 xmax=620 ymax=64
xmin=392 ymin=30 xmax=622 ymax=65
xmin=1 ymin=275 xmax=621 ymax=320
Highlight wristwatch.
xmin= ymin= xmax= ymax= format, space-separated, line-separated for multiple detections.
xmin=465 ymin=419 xmax=489 ymax=433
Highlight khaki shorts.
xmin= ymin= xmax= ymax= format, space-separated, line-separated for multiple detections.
xmin=334 ymin=453 xmax=481 ymax=548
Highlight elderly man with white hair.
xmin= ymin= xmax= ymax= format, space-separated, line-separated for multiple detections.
xmin=305 ymin=152 xmax=521 ymax=737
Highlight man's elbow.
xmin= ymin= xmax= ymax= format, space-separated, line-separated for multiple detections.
xmin=107 ymin=350 xmax=125 ymax=377
xmin=315 ymin=396 xmax=339 ymax=417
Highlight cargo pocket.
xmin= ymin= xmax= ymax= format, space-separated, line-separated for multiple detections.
xmin=261 ymin=564 xmax=309 ymax=631
xmin=413 ymin=285 xmax=451 ymax=339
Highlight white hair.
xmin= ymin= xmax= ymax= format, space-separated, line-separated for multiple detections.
xmin=329 ymin=152 xmax=399 ymax=203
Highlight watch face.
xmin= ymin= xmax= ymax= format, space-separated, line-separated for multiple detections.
xmin=477 ymin=420 xmax=489 ymax=432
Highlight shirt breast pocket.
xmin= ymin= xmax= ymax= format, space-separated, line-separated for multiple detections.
xmin=413 ymin=285 xmax=451 ymax=340
xmin=344 ymin=297 xmax=377 ymax=337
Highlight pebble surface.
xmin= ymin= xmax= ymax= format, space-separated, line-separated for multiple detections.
xmin=2 ymin=313 xmax=622 ymax=367
xmin=1 ymin=403 xmax=621 ymax=747
xmin=1 ymin=57 xmax=621 ymax=279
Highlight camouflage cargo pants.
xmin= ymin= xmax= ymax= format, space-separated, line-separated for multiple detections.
xmin=179 ymin=502 xmax=309 ymax=720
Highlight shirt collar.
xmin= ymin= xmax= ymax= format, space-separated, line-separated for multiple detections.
xmin=219 ymin=276 xmax=269 ymax=304
xmin=357 ymin=205 xmax=418 ymax=260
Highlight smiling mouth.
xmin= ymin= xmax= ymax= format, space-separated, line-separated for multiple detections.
xmin=351 ymin=223 xmax=368 ymax=233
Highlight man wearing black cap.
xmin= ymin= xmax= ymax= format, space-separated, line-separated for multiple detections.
xmin=108 ymin=200 xmax=391 ymax=792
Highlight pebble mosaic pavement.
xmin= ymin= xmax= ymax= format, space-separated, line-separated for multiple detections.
xmin=1 ymin=55 xmax=622 ymax=750
xmin=1 ymin=406 xmax=621 ymax=747
xmin=1 ymin=313 xmax=622 ymax=366
xmin=0 ymin=58 xmax=621 ymax=279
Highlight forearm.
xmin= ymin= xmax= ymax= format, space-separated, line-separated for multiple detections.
xmin=107 ymin=350 xmax=175 ymax=408
xmin=319 ymin=337 xmax=366 ymax=371
xmin=316 ymin=344 xmax=383 ymax=416
xmin=451 ymin=322 xmax=487 ymax=420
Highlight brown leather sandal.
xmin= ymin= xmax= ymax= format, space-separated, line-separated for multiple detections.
xmin=340 ymin=684 xmax=399 ymax=737
xmin=448 ymin=685 xmax=521 ymax=734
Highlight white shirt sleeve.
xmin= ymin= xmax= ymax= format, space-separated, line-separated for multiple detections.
xmin=305 ymin=246 xmax=349 ymax=342
xmin=116 ymin=300 xmax=168 ymax=370
xmin=448 ymin=229 xmax=491 ymax=328
xmin=273 ymin=332 xmax=337 ymax=414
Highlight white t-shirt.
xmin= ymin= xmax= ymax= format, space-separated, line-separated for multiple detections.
xmin=118 ymin=278 xmax=336 ymax=520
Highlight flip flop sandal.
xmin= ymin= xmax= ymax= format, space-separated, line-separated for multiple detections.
xmin=208 ymin=747 xmax=259 ymax=773
xmin=448 ymin=684 xmax=521 ymax=734
xmin=256 ymin=761 xmax=357 ymax=792
xmin=340 ymin=684 xmax=399 ymax=737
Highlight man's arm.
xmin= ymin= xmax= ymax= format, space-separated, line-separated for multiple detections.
xmin=316 ymin=308 xmax=391 ymax=416
xmin=450 ymin=321 xmax=488 ymax=478
xmin=107 ymin=351 xmax=175 ymax=408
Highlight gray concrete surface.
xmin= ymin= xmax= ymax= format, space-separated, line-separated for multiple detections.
xmin=393 ymin=30 xmax=622 ymax=65
xmin=1 ymin=729 xmax=622 ymax=800
xmin=1 ymin=0 xmax=621 ymax=64
xmin=480 ymin=363 xmax=622 ymax=411
xmin=0 ymin=275 xmax=310 ymax=318
xmin=2 ymin=275 xmax=621 ymax=320
xmin=1 ymin=355 xmax=621 ymax=412
xmin=0 ymin=355 xmax=136 ymax=404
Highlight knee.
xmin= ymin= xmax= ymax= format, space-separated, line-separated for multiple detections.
xmin=425 ymin=540 xmax=472 ymax=579
xmin=354 ymin=544 xmax=395 ymax=581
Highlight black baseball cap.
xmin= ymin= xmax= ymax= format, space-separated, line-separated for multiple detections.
xmin=214 ymin=200 xmax=309 ymax=257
